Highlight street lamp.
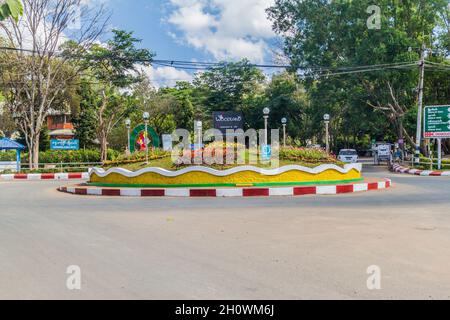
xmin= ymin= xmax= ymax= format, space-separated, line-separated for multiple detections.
xmin=125 ymin=119 xmax=131 ymax=154
xmin=323 ymin=114 xmax=330 ymax=154
xmin=281 ymin=117 xmax=287 ymax=148
xmin=143 ymin=112 xmax=150 ymax=164
xmin=263 ymin=108 xmax=270 ymax=145
xmin=194 ymin=120 xmax=203 ymax=164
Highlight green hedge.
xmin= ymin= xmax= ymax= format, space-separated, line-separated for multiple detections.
xmin=36 ymin=150 xmax=102 ymax=163
xmin=0 ymin=149 xmax=120 ymax=163
xmin=0 ymin=151 xmax=16 ymax=161
xmin=279 ymin=147 xmax=338 ymax=163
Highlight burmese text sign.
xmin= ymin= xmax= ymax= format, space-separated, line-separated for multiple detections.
xmin=424 ymin=106 xmax=450 ymax=138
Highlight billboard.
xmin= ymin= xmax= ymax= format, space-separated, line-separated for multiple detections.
xmin=213 ymin=111 xmax=244 ymax=135
xmin=424 ymin=105 xmax=450 ymax=138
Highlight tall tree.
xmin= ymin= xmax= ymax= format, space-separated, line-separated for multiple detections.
xmin=83 ymin=29 xmax=154 ymax=161
xmin=133 ymin=78 xmax=177 ymax=135
xmin=160 ymin=82 xmax=195 ymax=130
xmin=0 ymin=0 xmax=107 ymax=168
xmin=194 ymin=59 xmax=266 ymax=119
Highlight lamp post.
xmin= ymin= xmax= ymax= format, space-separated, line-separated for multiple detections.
xmin=194 ymin=120 xmax=203 ymax=164
xmin=143 ymin=112 xmax=150 ymax=164
xmin=281 ymin=117 xmax=287 ymax=148
xmin=125 ymin=119 xmax=131 ymax=154
xmin=323 ymin=114 xmax=330 ymax=154
xmin=263 ymin=108 xmax=270 ymax=145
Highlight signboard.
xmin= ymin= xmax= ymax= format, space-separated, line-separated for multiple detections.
xmin=130 ymin=124 xmax=160 ymax=153
xmin=213 ymin=111 xmax=244 ymax=135
xmin=424 ymin=105 xmax=450 ymax=138
xmin=51 ymin=139 xmax=79 ymax=151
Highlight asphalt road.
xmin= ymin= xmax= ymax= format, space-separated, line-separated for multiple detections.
xmin=1 ymin=165 xmax=450 ymax=300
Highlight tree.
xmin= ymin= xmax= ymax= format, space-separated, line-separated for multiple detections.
xmin=262 ymin=72 xmax=308 ymax=140
xmin=72 ymin=81 xmax=98 ymax=149
xmin=194 ymin=59 xmax=266 ymax=119
xmin=160 ymin=82 xmax=195 ymax=130
xmin=133 ymin=78 xmax=177 ymax=135
xmin=0 ymin=0 xmax=108 ymax=168
xmin=0 ymin=93 xmax=16 ymax=136
xmin=82 ymin=29 xmax=154 ymax=161
xmin=268 ymin=0 xmax=449 ymax=151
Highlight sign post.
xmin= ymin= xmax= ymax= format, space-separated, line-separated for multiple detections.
xmin=437 ymin=138 xmax=442 ymax=170
xmin=424 ymin=105 xmax=450 ymax=170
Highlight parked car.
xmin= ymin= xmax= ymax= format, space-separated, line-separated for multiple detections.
xmin=338 ymin=149 xmax=359 ymax=163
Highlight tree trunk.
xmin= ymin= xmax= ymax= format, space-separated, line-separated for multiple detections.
xmin=100 ymin=132 xmax=108 ymax=163
xmin=28 ymin=141 xmax=33 ymax=170
xmin=32 ymin=137 xmax=40 ymax=170
xmin=25 ymin=132 xmax=40 ymax=170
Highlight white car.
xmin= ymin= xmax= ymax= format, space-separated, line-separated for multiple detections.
xmin=338 ymin=149 xmax=359 ymax=163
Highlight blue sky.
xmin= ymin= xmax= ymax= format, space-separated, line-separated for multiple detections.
xmin=95 ymin=0 xmax=278 ymax=87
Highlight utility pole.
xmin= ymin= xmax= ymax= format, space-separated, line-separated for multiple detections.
xmin=414 ymin=44 xmax=426 ymax=164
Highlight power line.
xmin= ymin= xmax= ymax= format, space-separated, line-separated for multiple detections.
xmin=0 ymin=45 xmax=425 ymax=72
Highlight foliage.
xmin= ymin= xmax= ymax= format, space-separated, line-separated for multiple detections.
xmin=194 ymin=59 xmax=266 ymax=126
xmin=105 ymin=149 xmax=171 ymax=166
xmin=267 ymin=0 xmax=450 ymax=152
xmin=0 ymin=0 xmax=23 ymax=22
xmin=2 ymin=149 xmax=119 ymax=163
xmin=80 ymin=29 xmax=155 ymax=161
xmin=72 ymin=81 xmax=98 ymax=149
xmin=0 ymin=0 xmax=107 ymax=168
xmin=279 ymin=147 xmax=338 ymax=163
xmin=0 ymin=150 xmax=15 ymax=161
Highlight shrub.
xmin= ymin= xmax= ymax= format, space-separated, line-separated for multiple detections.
xmin=106 ymin=149 xmax=171 ymax=166
xmin=0 ymin=151 xmax=16 ymax=161
xmin=19 ymin=149 xmax=119 ymax=164
xmin=279 ymin=147 xmax=338 ymax=163
xmin=34 ymin=150 xmax=102 ymax=164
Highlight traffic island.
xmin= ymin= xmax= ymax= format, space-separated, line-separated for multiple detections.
xmin=58 ymin=178 xmax=391 ymax=198
xmin=88 ymin=164 xmax=364 ymax=188
xmin=65 ymin=147 xmax=392 ymax=197
xmin=392 ymin=164 xmax=450 ymax=177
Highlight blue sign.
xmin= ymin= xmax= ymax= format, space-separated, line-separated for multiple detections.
xmin=51 ymin=139 xmax=79 ymax=151
xmin=261 ymin=145 xmax=272 ymax=162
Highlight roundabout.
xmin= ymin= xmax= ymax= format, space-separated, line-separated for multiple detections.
xmin=58 ymin=177 xmax=391 ymax=197
xmin=88 ymin=163 xmax=364 ymax=188
xmin=59 ymin=162 xmax=391 ymax=197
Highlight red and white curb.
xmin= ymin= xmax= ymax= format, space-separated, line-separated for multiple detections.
xmin=0 ymin=172 xmax=89 ymax=181
xmin=58 ymin=179 xmax=392 ymax=198
xmin=392 ymin=164 xmax=450 ymax=177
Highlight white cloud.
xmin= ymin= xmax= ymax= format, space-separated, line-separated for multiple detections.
xmin=143 ymin=65 xmax=194 ymax=89
xmin=167 ymin=0 xmax=275 ymax=63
